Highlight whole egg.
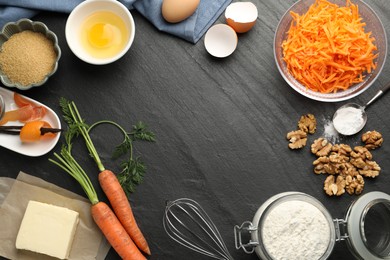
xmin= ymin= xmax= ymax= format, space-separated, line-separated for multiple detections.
xmin=162 ymin=0 xmax=200 ymax=23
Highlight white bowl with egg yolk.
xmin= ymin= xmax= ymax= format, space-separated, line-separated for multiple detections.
xmin=65 ymin=0 xmax=135 ymax=65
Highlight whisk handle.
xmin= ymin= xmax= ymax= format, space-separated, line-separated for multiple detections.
xmin=234 ymin=221 xmax=258 ymax=254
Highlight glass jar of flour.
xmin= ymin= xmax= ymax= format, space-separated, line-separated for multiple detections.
xmin=234 ymin=191 xmax=390 ymax=259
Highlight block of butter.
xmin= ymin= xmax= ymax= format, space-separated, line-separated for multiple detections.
xmin=16 ymin=200 xmax=80 ymax=259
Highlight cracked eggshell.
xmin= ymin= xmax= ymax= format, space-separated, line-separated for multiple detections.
xmin=225 ymin=2 xmax=258 ymax=33
xmin=162 ymin=0 xmax=200 ymax=23
xmin=204 ymin=24 xmax=237 ymax=58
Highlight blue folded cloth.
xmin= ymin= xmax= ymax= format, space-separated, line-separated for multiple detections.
xmin=0 ymin=0 xmax=231 ymax=44
xmin=133 ymin=0 xmax=231 ymax=43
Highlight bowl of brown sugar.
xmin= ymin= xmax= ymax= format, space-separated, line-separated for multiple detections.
xmin=0 ymin=19 xmax=61 ymax=90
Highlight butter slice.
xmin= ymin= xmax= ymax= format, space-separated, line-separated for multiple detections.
xmin=16 ymin=201 xmax=79 ymax=259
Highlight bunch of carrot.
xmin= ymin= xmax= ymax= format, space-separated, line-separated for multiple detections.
xmin=282 ymin=0 xmax=378 ymax=93
xmin=50 ymin=146 xmax=147 ymax=260
xmin=50 ymin=98 xmax=150 ymax=259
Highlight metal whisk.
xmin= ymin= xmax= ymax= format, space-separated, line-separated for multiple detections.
xmin=163 ymin=198 xmax=234 ymax=260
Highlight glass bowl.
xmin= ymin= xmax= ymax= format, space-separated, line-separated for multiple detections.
xmin=0 ymin=19 xmax=61 ymax=90
xmin=274 ymin=0 xmax=387 ymax=102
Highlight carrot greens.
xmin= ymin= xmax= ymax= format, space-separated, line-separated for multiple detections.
xmin=89 ymin=120 xmax=155 ymax=195
xmin=59 ymin=97 xmax=155 ymax=196
xmin=49 ymin=145 xmax=99 ymax=205
xmin=60 ymin=98 xmax=104 ymax=171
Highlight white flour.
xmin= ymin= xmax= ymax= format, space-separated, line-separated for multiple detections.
xmin=332 ymin=106 xmax=364 ymax=135
xmin=262 ymin=200 xmax=330 ymax=260
xmin=322 ymin=118 xmax=340 ymax=144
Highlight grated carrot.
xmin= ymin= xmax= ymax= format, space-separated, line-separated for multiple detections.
xmin=282 ymin=0 xmax=378 ymax=93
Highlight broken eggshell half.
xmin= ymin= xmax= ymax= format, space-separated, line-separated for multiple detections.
xmin=225 ymin=2 xmax=258 ymax=33
xmin=204 ymin=24 xmax=238 ymax=58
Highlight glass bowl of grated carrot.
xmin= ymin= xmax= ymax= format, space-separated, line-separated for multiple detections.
xmin=0 ymin=19 xmax=61 ymax=90
xmin=274 ymin=0 xmax=387 ymax=102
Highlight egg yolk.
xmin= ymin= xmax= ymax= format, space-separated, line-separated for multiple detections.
xmin=88 ymin=23 xmax=114 ymax=48
xmin=80 ymin=11 xmax=129 ymax=59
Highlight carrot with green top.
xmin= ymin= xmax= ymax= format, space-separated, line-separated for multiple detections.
xmin=50 ymin=146 xmax=146 ymax=260
xmin=59 ymin=98 xmax=154 ymax=255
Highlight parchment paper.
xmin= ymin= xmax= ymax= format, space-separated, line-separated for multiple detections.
xmin=0 ymin=172 xmax=111 ymax=260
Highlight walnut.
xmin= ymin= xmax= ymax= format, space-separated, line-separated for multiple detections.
xmin=332 ymin=144 xmax=352 ymax=156
xmin=350 ymin=146 xmax=372 ymax=160
xmin=327 ymin=153 xmax=350 ymax=174
xmin=345 ymin=175 xmax=364 ymax=195
xmin=339 ymin=162 xmax=359 ymax=177
xmin=287 ymin=130 xmax=307 ymax=149
xmin=324 ymin=175 xmax=345 ymax=196
xmin=298 ymin=114 xmax=317 ymax=134
xmin=362 ymin=130 xmax=383 ymax=150
xmin=311 ymin=138 xmax=332 ymax=157
xmin=313 ymin=156 xmax=331 ymax=174
xmin=350 ymin=157 xmax=366 ymax=169
xmin=329 ymin=153 xmax=349 ymax=164
xmin=359 ymin=169 xmax=380 ymax=178
xmin=359 ymin=160 xmax=381 ymax=178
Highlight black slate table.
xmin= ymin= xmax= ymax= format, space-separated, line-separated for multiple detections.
xmin=1 ymin=0 xmax=390 ymax=259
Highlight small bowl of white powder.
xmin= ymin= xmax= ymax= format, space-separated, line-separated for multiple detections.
xmin=234 ymin=192 xmax=335 ymax=260
xmin=332 ymin=103 xmax=366 ymax=136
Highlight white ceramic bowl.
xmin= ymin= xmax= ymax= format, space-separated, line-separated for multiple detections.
xmin=65 ymin=0 xmax=135 ymax=65
xmin=274 ymin=0 xmax=387 ymax=102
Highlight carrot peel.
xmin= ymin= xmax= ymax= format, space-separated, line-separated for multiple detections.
xmin=14 ymin=93 xmax=35 ymax=108
xmin=19 ymin=121 xmax=57 ymax=142
xmin=0 ymin=105 xmax=34 ymax=126
xmin=0 ymin=93 xmax=47 ymax=126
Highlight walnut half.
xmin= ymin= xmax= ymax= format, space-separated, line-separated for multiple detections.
xmin=313 ymin=156 xmax=331 ymax=174
xmin=311 ymin=138 xmax=332 ymax=157
xmin=362 ymin=130 xmax=383 ymax=150
xmin=359 ymin=160 xmax=381 ymax=178
xmin=287 ymin=130 xmax=307 ymax=149
xmin=324 ymin=175 xmax=345 ymax=196
xmin=298 ymin=114 xmax=317 ymax=134
xmin=345 ymin=175 xmax=364 ymax=195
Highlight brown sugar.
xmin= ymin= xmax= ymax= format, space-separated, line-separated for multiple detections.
xmin=0 ymin=30 xmax=56 ymax=86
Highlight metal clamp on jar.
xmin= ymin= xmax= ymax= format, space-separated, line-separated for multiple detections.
xmin=234 ymin=191 xmax=390 ymax=259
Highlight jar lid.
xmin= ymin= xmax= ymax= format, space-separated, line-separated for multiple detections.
xmin=344 ymin=191 xmax=390 ymax=259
